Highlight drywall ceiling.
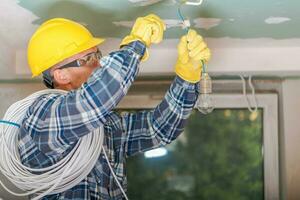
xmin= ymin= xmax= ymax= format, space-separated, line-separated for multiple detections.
xmin=17 ymin=0 xmax=300 ymax=39
xmin=0 ymin=0 xmax=299 ymax=80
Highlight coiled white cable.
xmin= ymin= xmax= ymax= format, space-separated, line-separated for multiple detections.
xmin=0 ymin=89 xmax=128 ymax=200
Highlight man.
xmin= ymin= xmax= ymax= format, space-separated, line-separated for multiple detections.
xmin=19 ymin=14 xmax=210 ymax=199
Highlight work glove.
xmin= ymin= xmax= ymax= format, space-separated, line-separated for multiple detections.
xmin=175 ymin=29 xmax=211 ymax=83
xmin=120 ymin=14 xmax=166 ymax=61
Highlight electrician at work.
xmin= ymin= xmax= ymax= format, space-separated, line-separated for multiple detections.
xmin=19 ymin=14 xmax=211 ymax=199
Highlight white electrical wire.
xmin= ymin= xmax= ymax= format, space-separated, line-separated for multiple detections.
xmin=239 ymin=75 xmax=258 ymax=113
xmin=0 ymin=89 xmax=128 ymax=200
xmin=103 ymin=148 xmax=129 ymax=200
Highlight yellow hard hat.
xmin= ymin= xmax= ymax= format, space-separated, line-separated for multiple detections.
xmin=28 ymin=18 xmax=105 ymax=77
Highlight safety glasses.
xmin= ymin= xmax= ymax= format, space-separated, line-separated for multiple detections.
xmin=58 ymin=50 xmax=102 ymax=69
xmin=43 ymin=49 xmax=102 ymax=89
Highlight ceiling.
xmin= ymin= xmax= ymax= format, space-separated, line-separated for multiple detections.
xmin=0 ymin=0 xmax=299 ymax=80
xmin=17 ymin=0 xmax=300 ymax=39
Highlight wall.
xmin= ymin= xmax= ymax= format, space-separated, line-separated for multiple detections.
xmin=281 ymin=79 xmax=300 ymax=200
xmin=14 ymin=37 xmax=300 ymax=78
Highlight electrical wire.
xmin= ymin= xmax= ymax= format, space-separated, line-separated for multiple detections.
xmin=239 ymin=75 xmax=258 ymax=113
xmin=103 ymin=148 xmax=129 ymax=200
xmin=177 ymin=6 xmax=189 ymax=33
xmin=177 ymin=1 xmax=207 ymax=74
xmin=0 ymin=89 xmax=128 ymax=199
xmin=0 ymin=120 xmax=20 ymax=128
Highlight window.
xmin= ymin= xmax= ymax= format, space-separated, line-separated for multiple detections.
xmin=118 ymin=93 xmax=279 ymax=200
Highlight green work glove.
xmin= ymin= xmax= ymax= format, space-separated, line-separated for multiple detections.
xmin=120 ymin=14 xmax=166 ymax=61
xmin=175 ymin=29 xmax=211 ymax=83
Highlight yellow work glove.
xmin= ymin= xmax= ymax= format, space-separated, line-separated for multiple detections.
xmin=175 ymin=29 xmax=211 ymax=83
xmin=120 ymin=14 xmax=166 ymax=61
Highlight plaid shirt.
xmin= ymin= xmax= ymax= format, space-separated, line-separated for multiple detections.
xmin=18 ymin=41 xmax=199 ymax=199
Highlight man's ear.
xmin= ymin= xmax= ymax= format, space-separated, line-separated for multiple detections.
xmin=53 ymin=69 xmax=71 ymax=86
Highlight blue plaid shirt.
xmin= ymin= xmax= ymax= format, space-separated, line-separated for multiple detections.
xmin=18 ymin=41 xmax=199 ymax=199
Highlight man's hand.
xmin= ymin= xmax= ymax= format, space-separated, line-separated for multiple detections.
xmin=120 ymin=14 xmax=166 ymax=61
xmin=175 ymin=29 xmax=211 ymax=83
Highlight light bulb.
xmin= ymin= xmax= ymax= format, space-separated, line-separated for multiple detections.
xmin=197 ymin=93 xmax=214 ymax=114
xmin=196 ymin=72 xmax=215 ymax=114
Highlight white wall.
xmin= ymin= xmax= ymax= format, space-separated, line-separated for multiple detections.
xmin=12 ymin=38 xmax=300 ymax=78
xmin=281 ymin=79 xmax=300 ymax=200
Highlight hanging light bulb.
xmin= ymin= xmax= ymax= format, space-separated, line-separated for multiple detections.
xmin=196 ymin=72 xmax=214 ymax=114
xmin=175 ymin=0 xmax=212 ymax=114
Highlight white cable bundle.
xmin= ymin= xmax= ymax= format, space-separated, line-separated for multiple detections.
xmin=0 ymin=89 xmax=104 ymax=199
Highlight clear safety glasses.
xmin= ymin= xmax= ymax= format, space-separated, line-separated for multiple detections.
xmin=58 ymin=50 xmax=102 ymax=70
xmin=42 ymin=49 xmax=102 ymax=89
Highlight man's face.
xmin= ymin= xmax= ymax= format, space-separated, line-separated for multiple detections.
xmin=51 ymin=47 xmax=102 ymax=90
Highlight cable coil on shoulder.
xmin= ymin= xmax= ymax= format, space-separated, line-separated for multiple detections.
xmin=0 ymin=90 xmax=105 ymax=199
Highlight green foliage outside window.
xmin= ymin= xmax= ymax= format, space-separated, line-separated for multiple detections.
xmin=126 ymin=109 xmax=263 ymax=200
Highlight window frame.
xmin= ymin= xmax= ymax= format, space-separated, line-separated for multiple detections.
xmin=118 ymin=93 xmax=279 ymax=200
